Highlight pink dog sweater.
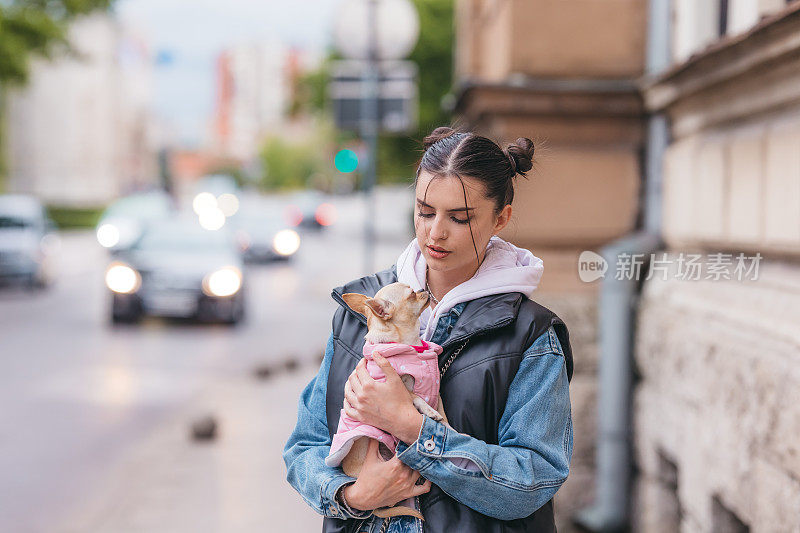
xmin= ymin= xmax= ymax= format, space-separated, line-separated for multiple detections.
xmin=325 ymin=339 xmax=443 ymax=467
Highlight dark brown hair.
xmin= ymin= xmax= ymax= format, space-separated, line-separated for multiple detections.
xmin=414 ymin=126 xmax=535 ymax=263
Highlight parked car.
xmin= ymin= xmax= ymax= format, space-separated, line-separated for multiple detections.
xmin=285 ymin=190 xmax=337 ymax=230
xmin=231 ymin=211 xmax=301 ymax=263
xmin=96 ymin=190 xmax=175 ymax=251
xmin=107 ymin=217 xmax=245 ymax=324
xmin=0 ymin=194 xmax=58 ymax=289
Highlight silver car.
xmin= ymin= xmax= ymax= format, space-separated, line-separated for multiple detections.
xmin=0 ymin=194 xmax=57 ymax=288
xmin=96 ymin=190 xmax=175 ymax=252
xmin=231 ymin=211 xmax=301 ymax=263
xmin=107 ymin=217 xmax=246 ymax=325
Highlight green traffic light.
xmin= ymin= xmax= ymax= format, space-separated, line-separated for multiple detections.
xmin=334 ymin=149 xmax=359 ymax=173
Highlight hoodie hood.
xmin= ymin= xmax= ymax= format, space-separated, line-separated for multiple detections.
xmin=395 ymin=235 xmax=544 ymax=341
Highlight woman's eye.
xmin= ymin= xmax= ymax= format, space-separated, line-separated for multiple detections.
xmin=417 ymin=211 xmax=470 ymax=224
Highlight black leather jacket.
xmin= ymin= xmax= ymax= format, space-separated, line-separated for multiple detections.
xmin=323 ymin=266 xmax=574 ymax=533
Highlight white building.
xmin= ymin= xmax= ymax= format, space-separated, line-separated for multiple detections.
xmin=4 ymin=13 xmax=157 ymax=207
xmin=213 ymin=42 xmax=291 ymax=162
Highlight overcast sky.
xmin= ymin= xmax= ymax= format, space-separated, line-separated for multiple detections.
xmin=116 ymin=0 xmax=341 ymax=147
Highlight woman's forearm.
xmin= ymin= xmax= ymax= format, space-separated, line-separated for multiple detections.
xmin=395 ymin=349 xmax=573 ymax=520
xmin=395 ymin=415 xmax=570 ymax=520
xmin=282 ymin=333 xmax=373 ymax=520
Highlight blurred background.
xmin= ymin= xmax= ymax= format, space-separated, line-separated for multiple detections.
xmin=1 ymin=0 xmax=799 ymax=531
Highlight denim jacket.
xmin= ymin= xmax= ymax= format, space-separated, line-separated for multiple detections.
xmin=283 ymin=301 xmax=573 ymax=533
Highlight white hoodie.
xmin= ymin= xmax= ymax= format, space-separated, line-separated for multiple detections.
xmin=395 ymin=235 xmax=545 ymax=342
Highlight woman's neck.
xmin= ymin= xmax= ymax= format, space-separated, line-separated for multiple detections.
xmin=426 ymin=261 xmax=481 ymax=306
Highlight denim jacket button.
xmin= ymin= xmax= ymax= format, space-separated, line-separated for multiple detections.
xmin=330 ymin=506 xmax=338 ymax=516
xmin=424 ymin=438 xmax=436 ymax=451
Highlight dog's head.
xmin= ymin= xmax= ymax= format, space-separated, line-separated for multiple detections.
xmin=342 ymin=282 xmax=429 ymax=344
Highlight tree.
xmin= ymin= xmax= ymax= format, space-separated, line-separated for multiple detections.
xmin=0 ymin=0 xmax=114 ymax=190
xmin=289 ymin=0 xmax=455 ymax=187
xmin=0 ymin=0 xmax=114 ymax=86
xmin=379 ymin=0 xmax=455 ymax=184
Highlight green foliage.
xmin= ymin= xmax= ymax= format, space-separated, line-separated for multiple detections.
xmin=379 ymin=0 xmax=455 ymax=185
xmin=251 ymin=0 xmax=454 ymax=193
xmin=46 ymin=204 xmax=104 ymax=229
xmin=259 ymin=136 xmax=323 ymax=191
xmin=0 ymin=0 xmax=113 ymax=86
xmin=0 ymin=0 xmax=114 ymax=192
xmin=409 ymin=0 xmax=455 ymax=132
xmin=290 ymin=53 xmax=334 ymax=118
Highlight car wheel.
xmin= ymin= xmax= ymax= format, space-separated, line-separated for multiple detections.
xmin=112 ymin=312 xmax=140 ymax=324
xmin=112 ymin=301 xmax=141 ymax=324
xmin=24 ymin=272 xmax=43 ymax=291
xmin=225 ymin=299 xmax=245 ymax=326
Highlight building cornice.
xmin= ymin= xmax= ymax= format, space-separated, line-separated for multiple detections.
xmin=453 ymin=76 xmax=643 ymax=123
xmin=642 ymin=3 xmax=800 ymax=113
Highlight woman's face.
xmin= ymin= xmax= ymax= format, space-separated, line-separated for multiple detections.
xmin=414 ymin=170 xmax=512 ymax=281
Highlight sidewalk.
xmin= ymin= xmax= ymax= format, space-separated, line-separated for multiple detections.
xmin=67 ymin=362 xmax=325 ymax=533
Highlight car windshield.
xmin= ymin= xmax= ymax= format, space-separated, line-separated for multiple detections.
xmin=105 ymin=193 xmax=172 ymax=220
xmin=236 ymin=214 xmax=285 ymax=230
xmin=134 ymin=224 xmax=233 ymax=252
xmin=0 ymin=216 xmax=34 ymax=229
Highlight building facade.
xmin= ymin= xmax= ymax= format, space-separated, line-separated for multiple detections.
xmin=213 ymin=42 xmax=293 ymax=162
xmin=636 ymin=1 xmax=800 ymax=531
xmin=4 ymin=13 xmax=157 ymax=207
xmin=455 ymin=0 xmax=800 ymax=531
xmin=453 ymin=0 xmax=648 ymax=529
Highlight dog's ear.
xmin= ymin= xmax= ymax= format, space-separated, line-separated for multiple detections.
xmin=341 ymin=293 xmax=369 ymax=316
xmin=365 ymin=297 xmax=395 ymax=321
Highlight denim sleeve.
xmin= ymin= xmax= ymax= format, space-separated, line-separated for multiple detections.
xmin=394 ymin=326 xmax=573 ymax=521
xmin=282 ymin=332 xmax=373 ymax=520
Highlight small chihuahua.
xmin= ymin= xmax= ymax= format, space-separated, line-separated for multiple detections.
xmin=325 ymin=282 xmax=450 ymax=520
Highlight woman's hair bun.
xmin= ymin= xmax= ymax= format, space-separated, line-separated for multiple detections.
xmin=506 ymin=137 xmax=534 ymax=175
xmin=423 ymin=127 xmax=459 ymax=150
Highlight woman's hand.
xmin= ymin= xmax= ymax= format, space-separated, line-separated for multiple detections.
xmin=342 ymin=439 xmax=432 ymax=511
xmin=343 ymin=352 xmax=424 ymax=444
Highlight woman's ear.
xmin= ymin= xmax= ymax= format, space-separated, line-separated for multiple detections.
xmin=493 ymin=204 xmax=512 ymax=235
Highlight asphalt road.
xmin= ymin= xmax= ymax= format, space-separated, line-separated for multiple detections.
xmin=0 ymin=186 xmax=414 ymax=532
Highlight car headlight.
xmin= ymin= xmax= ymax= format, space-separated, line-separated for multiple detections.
xmin=97 ymin=223 xmax=120 ymax=248
xmin=105 ymin=262 xmax=141 ymax=294
xmin=202 ymin=267 xmax=242 ymax=297
xmin=273 ymin=229 xmax=300 ymax=256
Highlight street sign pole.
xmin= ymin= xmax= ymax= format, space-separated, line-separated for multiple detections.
xmin=361 ymin=0 xmax=379 ymax=275
xmin=333 ymin=0 xmax=419 ymax=275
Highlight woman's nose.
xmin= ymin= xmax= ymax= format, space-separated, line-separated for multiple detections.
xmin=429 ymin=215 xmax=447 ymax=240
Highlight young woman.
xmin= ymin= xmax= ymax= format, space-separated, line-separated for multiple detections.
xmin=284 ymin=127 xmax=574 ymax=533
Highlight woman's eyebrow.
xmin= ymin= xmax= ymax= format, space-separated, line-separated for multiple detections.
xmin=416 ymin=198 xmax=474 ymax=212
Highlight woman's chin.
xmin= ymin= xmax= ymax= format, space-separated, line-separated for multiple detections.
xmin=426 ymin=256 xmax=459 ymax=272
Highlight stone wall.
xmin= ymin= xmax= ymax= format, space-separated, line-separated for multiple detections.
xmin=632 ymin=253 xmax=800 ymax=531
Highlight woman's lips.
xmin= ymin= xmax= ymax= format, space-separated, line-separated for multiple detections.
xmin=427 ymin=245 xmax=451 ymax=258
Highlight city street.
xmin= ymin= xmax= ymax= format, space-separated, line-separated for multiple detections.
xmin=0 ymin=186 xmax=414 ymax=532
